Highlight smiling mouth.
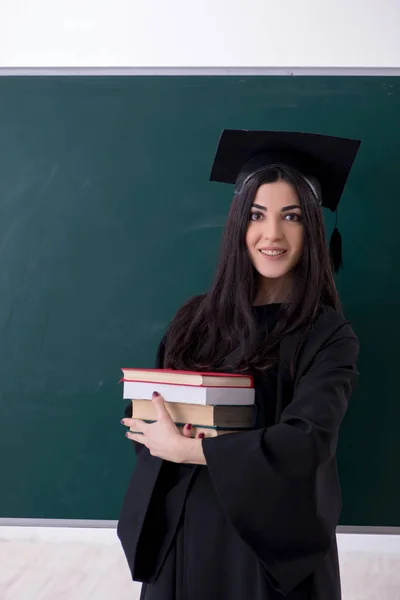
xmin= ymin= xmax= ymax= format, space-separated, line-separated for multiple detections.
xmin=259 ymin=249 xmax=287 ymax=257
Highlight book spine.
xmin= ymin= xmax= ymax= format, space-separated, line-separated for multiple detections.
xmin=121 ymin=367 xmax=253 ymax=380
xmin=123 ymin=381 xmax=255 ymax=406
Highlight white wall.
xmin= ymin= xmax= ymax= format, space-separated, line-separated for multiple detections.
xmin=0 ymin=0 xmax=399 ymax=69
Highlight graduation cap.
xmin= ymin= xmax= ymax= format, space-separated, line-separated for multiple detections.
xmin=210 ymin=130 xmax=361 ymax=273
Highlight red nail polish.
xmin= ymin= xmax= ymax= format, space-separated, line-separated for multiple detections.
xmin=199 ymin=433 xmax=205 ymax=439
xmin=187 ymin=423 xmax=192 ymax=430
xmin=153 ymin=391 xmax=160 ymax=397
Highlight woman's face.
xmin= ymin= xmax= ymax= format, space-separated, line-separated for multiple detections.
xmin=245 ymin=180 xmax=304 ymax=282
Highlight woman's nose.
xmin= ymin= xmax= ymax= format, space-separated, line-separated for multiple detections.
xmin=262 ymin=217 xmax=283 ymax=241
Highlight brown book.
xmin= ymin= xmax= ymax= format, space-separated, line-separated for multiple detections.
xmin=130 ymin=399 xmax=256 ymax=428
xmin=130 ymin=424 xmax=243 ymax=438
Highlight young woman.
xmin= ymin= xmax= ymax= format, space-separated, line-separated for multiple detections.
xmin=118 ymin=130 xmax=361 ymax=600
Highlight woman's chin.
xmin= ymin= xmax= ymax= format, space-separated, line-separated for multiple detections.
xmin=254 ymin=264 xmax=292 ymax=280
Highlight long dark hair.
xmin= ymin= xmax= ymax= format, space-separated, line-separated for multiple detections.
xmin=163 ymin=166 xmax=341 ymax=373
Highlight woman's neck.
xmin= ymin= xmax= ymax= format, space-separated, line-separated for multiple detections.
xmin=253 ymin=274 xmax=292 ymax=306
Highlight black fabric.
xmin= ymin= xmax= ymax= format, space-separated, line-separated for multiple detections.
xmin=117 ymin=304 xmax=359 ymax=600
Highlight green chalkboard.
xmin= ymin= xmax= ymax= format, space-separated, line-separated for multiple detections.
xmin=0 ymin=76 xmax=399 ymax=524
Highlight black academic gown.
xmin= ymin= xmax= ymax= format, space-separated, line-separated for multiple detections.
xmin=117 ymin=304 xmax=359 ymax=600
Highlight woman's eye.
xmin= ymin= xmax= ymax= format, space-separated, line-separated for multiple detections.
xmin=250 ymin=211 xmax=264 ymax=221
xmin=284 ymin=213 xmax=302 ymax=222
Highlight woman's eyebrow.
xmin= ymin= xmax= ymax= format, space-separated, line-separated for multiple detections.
xmin=251 ymin=203 xmax=301 ymax=212
xmin=281 ymin=204 xmax=301 ymax=212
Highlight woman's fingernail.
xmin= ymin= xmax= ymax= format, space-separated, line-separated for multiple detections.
xmin=198 ymin=433 xmax=205 ymax=439
xmin=120 ymin=419 xmax=125 ymax=425
xmin=153 ymin=391 xmax=160 ymax=397
xmin=186 ymin=423 xmax=192 ymax=430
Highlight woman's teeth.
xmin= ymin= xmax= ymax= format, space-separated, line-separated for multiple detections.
xmin=260 ymin=249 xmax=286 ymax=256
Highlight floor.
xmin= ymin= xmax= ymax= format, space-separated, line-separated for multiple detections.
xmin=1 ymin=526 xmax=400 ymax=600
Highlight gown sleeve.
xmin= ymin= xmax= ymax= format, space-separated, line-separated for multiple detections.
xmin=201 ymin=320 xmax=359 ymax=595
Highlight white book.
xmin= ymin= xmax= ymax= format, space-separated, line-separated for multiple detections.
xmin=122 ymin=380 xmax=255 ymax=406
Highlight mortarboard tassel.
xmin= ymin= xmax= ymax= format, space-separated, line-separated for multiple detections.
xmin=329 ymin=226 xmax=343 ymax=274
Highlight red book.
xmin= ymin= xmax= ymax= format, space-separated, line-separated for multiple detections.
xmin=120 ymin=368 xmax=253 ymax=388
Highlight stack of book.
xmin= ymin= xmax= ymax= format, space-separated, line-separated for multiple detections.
xmin=121 ymin=368 xmax=256 ymax=437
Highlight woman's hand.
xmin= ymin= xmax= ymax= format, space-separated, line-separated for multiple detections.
xmin=121 ymin=392 xmax=206 ymax=465
xmin=181 ymin=423 xmax=206 ymax=440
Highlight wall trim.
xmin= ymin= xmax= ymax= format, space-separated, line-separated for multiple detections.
xmin=1 ymin=519 xmax=400 ymax=534
xmin=0 ymin=67 xmax=400 ymax=77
